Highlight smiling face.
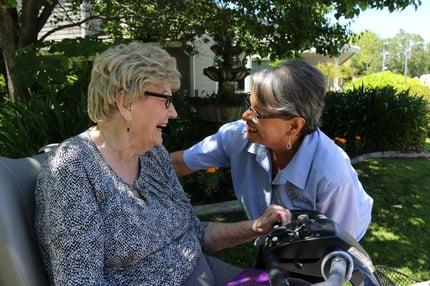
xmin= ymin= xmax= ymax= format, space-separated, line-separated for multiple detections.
xmin=241 ymin=93 xmax=293 ymax=151
xmin=128 ymin=83 xmax=177 ymax=152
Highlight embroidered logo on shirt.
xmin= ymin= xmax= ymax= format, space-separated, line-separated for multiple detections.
xmin=287 ymin=188 xmax=313 ymax=209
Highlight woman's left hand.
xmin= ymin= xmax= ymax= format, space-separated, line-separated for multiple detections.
xmin=252 ymin=204 xmax=291 ymax=235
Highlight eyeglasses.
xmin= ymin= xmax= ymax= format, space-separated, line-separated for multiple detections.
xmin=144 ymin=91 xmax=173 ymax=109
xmin=243 ymin=95 xmax=294 ymax=123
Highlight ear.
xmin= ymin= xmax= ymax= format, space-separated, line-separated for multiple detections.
xmin=115 ymin=91 xmax=132 ymax=121
xmin=287 ymin=117 xmax=306 ymax=137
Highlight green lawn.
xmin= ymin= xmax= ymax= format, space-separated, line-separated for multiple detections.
xmin=200 ymin=157 xmax=430 ymax=282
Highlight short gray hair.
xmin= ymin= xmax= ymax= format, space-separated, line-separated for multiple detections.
xmin=88 ymin=42 xmax=181 ymax=123
xmin=252 ymin=59 xmax=326 ymax=135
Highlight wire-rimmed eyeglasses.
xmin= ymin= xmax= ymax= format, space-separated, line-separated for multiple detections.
xmin=144 ymin=91 xmax=173 ymax=109
xmin=243 ymin=95 xmax=294 ymax=123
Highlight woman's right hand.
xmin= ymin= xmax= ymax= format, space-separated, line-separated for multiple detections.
xmin=252 ymin=204 xmax=291 ymax=235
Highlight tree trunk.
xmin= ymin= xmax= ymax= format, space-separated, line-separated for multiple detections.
xmin=0 ymin=5 xmax=30 ymax=102
xmin=1 ymin=47 xmax=30 ymax=102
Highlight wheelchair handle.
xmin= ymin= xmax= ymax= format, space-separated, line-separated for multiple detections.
xmin=313 ymin=251 xmax=354 ymax=286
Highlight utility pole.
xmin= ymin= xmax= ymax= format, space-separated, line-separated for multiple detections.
xmin=381 ymin=48 xmax=388 ymax=71
xmin=404 ymin=40 xmax=412 ymax=80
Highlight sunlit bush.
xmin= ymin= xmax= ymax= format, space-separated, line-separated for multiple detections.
xmin=345 ymin=71 xmax=430 ymax=101
xmin=321 ymin=86 xmax=429 ymax=155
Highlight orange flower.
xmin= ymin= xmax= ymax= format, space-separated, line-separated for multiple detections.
xmin=334 ymin=137 xmax=347 ymax=145
xmin=206 ymin=167 xmax=218 ymax=174
xmin=355 ymin=135 xmax=361 ymax=141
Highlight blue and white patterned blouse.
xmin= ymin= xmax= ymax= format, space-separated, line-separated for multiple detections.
xmin=35 ymin=130 xmax=207 ymax=285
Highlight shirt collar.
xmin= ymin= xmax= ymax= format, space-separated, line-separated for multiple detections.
xmin=246 ymin=142 xmax=271 ymax=173
xmin=245 ymin=129 xmax=320 ymax=189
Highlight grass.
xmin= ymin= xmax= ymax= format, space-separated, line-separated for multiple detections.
xmin=356 ymin=158 xmax=430 ymax=282
xmin=200 ymin=157 xmax=430 ymax=282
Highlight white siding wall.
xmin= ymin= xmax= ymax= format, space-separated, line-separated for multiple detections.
xmin=38 ymin=0 xmax=102 ymax=41
xmin=38 ymin=1 xmax=82 ymax=41
xmin=192 ymin=38 xmax=217 ymax=97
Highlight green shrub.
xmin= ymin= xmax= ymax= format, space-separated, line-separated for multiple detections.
xmin=0 ymin=74 xmax=5 ymax=92
xmin=0 ymin=74 xmax=6 ymax=103
xmin=163 ymin=89 xmax=235 ymax=201
xmin=0 ymin=94 xmax=91 ymax=158
xmin=345 ymin=71 xmax=430 ymax=101
xmin=0 ymin=38 xmax=116 ymax=158
xmin=12 ymin=38 xmax=113 ymax=100
xmin=321 ymin=86 xmax=429 ymax=155
xmin=178 ymin=168 xmax=235 ymax=205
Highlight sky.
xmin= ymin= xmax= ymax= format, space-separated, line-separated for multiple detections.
xmin=349 ymin=1 xmax=430 ymax=43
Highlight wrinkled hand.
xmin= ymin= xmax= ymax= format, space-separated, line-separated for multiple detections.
xmin=252 ymin=204 xmax=291 ymax=235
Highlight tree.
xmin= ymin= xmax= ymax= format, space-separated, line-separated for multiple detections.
xmin=95 ymin=0 xmax=423 ymax=59
xmin=425 ymin=42 xmax=430 ymax=74
xmin=317 ymin=62 xmax=357 ymax=90
xmin=384 ymin=30 xmax=429 ymax=77
xmin=0 ymin=0 xmax=107 ymax=101
xmin=0 ymin=0 xmax=423 ymax=102
xmin=349 ymin=30 xmax=384 ymax=75
xmin=1 ymin=0 xmax=54 ymax=101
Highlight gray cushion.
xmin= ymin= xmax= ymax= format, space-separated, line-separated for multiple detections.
xmin=0 ymin=152 xmax=52 ymax=286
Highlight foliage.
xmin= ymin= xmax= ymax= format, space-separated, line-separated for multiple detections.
xmin=345 ymin=71 xmax=430 ymax=101
xmin=0 ymin=38 xmax=118 ymax=157
xmin=12 ymin=38 xmax=112 ymax=99
xmin=316 ymin=62 xmax=356 ymax=89
xmin=0 ymin=37 xmax=111 ymax=157
xmin=425 ymin=138 xmax=430 ymax=153
xmin=383 ymin=30 xmax=429 ymax=77
xmin=180 ymin=168 xmax=236 ymax=205
xmin=206 ymin=158 xmax=430 ymax=282
xmin=0 ymin=74 xmax=6 ymax=97
xmin=321 ymin=86 xmax=429 ymax=155
xmin=96 ymin=1 xmax=422 ymax=60
xmin=162 ymin=89 xmax=236 ymax=201
xmin=349 ymin=30 xmax=384 ymax=75
xmin=0 ymin=94 xmax=91 ymax=158
xmin=0 ymin=0 xmax=423 ymax=101
xmin=317 ymin=62 xmax=342 ymax=81
xmin=0 ymin=0 xmax=87 ymax=101
xmin=348 ymin=30 xmax=430 ymax=78
xmin=98 ymin=1 xmax=344 ymax=58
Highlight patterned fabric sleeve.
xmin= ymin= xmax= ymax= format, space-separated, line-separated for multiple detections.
xmin=190 ymin=211 xmax=209 ymax=245
xmin=159 ymin=144 xmax=209 ymax=245
xmin=35 ymin=145 xmax=106 ymax=285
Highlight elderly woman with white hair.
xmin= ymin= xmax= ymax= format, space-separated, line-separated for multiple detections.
xmin=34 ymin=42 xmax=290 ymax=286
xmin=172 ymin=59 xmax=373 ymax=242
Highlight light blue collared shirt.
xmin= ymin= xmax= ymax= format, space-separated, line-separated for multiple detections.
xmin=184 ymin=120 xmax=373 ymax=240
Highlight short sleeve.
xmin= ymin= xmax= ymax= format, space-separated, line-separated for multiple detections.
xmin=35 ymin=146 xmax=106 ymax=285
xmin=183 ymin=121 xmax=245 ymax=170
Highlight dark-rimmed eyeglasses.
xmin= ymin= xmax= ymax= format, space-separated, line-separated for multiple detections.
xmin=144 ymin=91 xmax=173 ymax=109
xmin=243 ymin=95 xmax=294 ymax=123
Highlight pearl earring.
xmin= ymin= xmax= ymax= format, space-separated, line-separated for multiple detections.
xmin=287 ymin=136 xmax=292 ymax=150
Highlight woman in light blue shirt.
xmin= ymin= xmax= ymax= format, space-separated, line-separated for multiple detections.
xmin=172 ymin=59 xmax=373 ymax=240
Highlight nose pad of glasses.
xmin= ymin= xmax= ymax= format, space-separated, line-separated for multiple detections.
xmin=168 ymin=103 xmax=177 ymax=118
xmin=241 ymin=108 xmax=254 ymax=122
